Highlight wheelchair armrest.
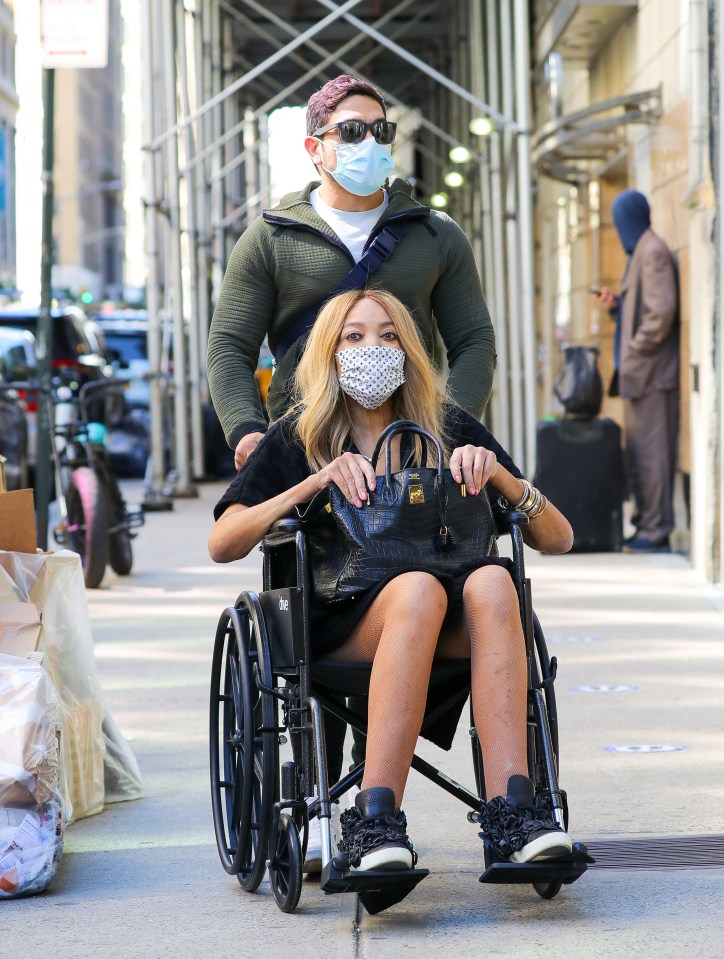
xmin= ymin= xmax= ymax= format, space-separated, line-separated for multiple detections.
xmin=495 ymin=509 xmax=530 ymax=535
xmin=262 ymin=517 xmax=305 ymax=551
xmin=271 ymin=518 xmax=303 ymax=534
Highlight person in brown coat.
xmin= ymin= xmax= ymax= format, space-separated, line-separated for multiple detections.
xmin=595 ymin=189 xmax=679 ymax=552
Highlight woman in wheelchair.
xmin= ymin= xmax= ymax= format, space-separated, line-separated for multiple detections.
xmin=210 ymin=289 xmax=575 ymax=874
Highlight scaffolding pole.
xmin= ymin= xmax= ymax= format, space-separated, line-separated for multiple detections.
xmin=176 ymin=0 xmax=205 ymax=480
xmin=486 ymin=0 xmax=511 ymax=451
xmin=500 ymin=2 xmax=525 ymax=470
xmin=160 ymin=0 xmax=196 ymax=496
xmin=141 ymin=0 xmax=172 ymax=510
xmin=514 ymin=0 xmax=538 ymax=476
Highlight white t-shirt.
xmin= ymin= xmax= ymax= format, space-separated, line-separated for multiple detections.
xmin=310 ymin=188 xmax=388 ymax=263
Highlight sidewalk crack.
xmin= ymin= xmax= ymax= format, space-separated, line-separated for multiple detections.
xmin=352 ymin=894 xmax=363 ymax=959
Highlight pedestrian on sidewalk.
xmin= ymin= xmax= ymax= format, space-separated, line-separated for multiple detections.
xmin=207 ymin=73 xmax=496 ymax=472
xmin=594 ymin=189 xmax=679 ymax=553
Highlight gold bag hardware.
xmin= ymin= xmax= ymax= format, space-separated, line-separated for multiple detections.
xmin=409 ymin=484 xmax=425 ymax=505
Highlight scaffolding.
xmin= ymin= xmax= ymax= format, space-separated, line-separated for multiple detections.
xmin=141 ymin=0 xmax=539 ymax=496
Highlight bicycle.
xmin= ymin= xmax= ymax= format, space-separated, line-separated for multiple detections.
xmin=50 ymin=378 xmax=145 ymax=588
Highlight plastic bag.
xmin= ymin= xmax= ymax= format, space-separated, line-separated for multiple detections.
xmin=0 ymin=550 xmax=143 ymax=822
xmin=0 ymin=653 xmax=64 ymax=898
xmin=554 ymin=346 xmax=603 ymax=417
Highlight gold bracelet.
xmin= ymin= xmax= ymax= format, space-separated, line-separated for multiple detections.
xmin=529 ymin=494 xmax=548 ymax=519
xmin=513 ymin=480 xmax=536 ymax=512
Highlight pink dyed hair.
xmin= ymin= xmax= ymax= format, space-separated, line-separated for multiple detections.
xmin=306 ymin=75 xmax=386 ymax=136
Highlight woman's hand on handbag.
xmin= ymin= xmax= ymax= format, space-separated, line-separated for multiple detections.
xmin=449 ymin=445 xmax=498 ymax=496
xmin=313 ymin=452 xmax=377 ymax=508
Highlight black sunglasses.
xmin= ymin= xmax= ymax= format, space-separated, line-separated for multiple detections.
xmin=313 ymin=119 xmax=397 ymax=145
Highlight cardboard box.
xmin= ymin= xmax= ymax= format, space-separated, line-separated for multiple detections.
xmin=0 ymin=457 xmax=36 ymax=554
xmin=0 ymin=489 xmax=37 ymax=554
xmin=0 ymin=601 xmax=42 ymax=656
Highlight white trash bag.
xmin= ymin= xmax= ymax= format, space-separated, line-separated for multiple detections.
xmin=0 ymin=653 xmax=64 ymax=898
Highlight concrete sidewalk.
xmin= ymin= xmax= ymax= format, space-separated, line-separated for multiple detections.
xmin=4 ymin=480 xmax=724 ymax=958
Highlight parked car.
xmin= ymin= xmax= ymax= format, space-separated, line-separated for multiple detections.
xmin=94 ymin=309 xmax=234 ymax=478
xmin=95 ymin=312 xmax=152 ymax=409
xmin=0 ymin=326 xmax=37 ymax=468
xmin=0 ymin=305 xmax=115 ymax=432
xmin=0 ymin=354 xmax=29 ymax=490
xmin=0 ymin=305 xmax=112 ymax=394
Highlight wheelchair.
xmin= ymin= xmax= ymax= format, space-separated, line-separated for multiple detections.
xmin=209 ymin=507 xmax=591 ymax=915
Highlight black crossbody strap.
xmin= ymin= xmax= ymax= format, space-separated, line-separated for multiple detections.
xmin=274 ymin=222 xmax=407 ymax=363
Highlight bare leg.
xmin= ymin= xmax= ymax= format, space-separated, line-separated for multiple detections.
xmin=437 ymin=565 xmax=527 ymax=800
xmin=327 ymin=571 xmax=448 ymax=805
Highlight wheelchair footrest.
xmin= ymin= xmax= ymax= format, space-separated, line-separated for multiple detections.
xmin=479 ymin=842 xmax=593 ymax=885
xmin=321 ymin=860 xmax=429 ymax=914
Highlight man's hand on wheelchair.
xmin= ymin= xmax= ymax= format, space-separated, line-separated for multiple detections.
xmin=313 ymin=452 xmax=377 ymax=509
xmin=235 ymin=431 xmax=266 ymax=470
xmin=449 ymin=445 xmax=498 ymax=496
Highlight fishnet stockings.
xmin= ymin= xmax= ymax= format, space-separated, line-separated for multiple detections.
xmin=327 ymin=572 xmax=447 ymax=805
xmin=327 ymin=566 xmax=527 ymax=805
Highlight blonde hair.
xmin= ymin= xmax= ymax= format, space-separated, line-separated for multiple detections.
xmin=292 ymin=289 xmax=450 ymax=470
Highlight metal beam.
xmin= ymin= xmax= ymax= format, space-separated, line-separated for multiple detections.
xmin=141 ymin=0 xmax=172 ymax=509
xmin=313 ymin=0 xmax=517 ymax=130
xmin=177 ymin=0 xmax=414 ymax=175
xmin=146 ymin=0 xmax=366 ymax=150
xmin=514 ymin=0 xmax=537 ymax=475
xmin=179 ymin=0 xmax=483 ymax=181
xmin=176 ymin=0 xmax=205 ymax=480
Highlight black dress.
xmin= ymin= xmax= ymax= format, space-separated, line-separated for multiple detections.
xmin=214 ymin=406 xmax=523 ymax=657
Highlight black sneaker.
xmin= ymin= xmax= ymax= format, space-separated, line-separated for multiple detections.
xmin=335 ymin=787 xmax=417 ymax=872
xmin=479 ymin=776 xmax=573 ymax=863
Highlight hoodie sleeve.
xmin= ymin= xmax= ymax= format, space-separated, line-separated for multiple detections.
xmin=430 ymin=216 xmax=497 ymax=418
xmin=207 ymin=218 xmax=276 ymax=448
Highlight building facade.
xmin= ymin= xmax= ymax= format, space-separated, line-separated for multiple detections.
xmin=53 ymin=0 xmax=124 ymax=301
xmin=529 ymin=0 xmax=721 ymax=580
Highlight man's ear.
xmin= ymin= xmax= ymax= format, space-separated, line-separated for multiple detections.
xmin=304 ymin=135 xmax=324 ymax=171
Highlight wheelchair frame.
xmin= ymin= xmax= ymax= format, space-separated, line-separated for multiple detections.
xmin=209 ymin=509 xmax=590 ymax=915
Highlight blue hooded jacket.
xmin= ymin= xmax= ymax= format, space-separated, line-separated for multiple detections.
xmin=610 ymin=190 xmax=652 ymax=371
xmin=612 ymin=189 xmax=651 ymax=254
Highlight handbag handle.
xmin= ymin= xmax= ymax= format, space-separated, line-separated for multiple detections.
xmin=369 ymin=420 xmax=444 ymax=484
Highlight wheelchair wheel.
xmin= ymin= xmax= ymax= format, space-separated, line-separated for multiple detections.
xmin=533 ymin=879 xmax=562 ymax=900
xmin=533 ymin=612 xmax=558 ymax=758
xmin=209 ymin=595 xmax=278 ymax=891
xmin=531 ymin=616 xmax=567 ymax=901
xmin=268 ymin=813 xmax=303 ymax=913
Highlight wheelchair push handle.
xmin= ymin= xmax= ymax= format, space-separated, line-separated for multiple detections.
xmin=369 ymin=420 xmax=443 ymax=483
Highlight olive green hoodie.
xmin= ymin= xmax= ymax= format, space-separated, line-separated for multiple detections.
xmin=207 ymin=177 xmax=496 ymax=447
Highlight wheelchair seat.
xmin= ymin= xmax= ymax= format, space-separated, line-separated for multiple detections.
xmin=311 ymin=657 xmax=471 ymax=696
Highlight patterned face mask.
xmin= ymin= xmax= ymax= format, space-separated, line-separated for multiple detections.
xmin=337 ymin=345 xmax=406 ymax=409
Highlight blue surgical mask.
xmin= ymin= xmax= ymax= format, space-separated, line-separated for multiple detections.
xmin=318 ymin=135 xmax=394 ymax=197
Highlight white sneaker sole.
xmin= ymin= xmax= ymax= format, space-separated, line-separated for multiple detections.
xmin=303 ymin=804 xmax=341 ymax=873
xmin=510 ymin=831 xmax=573 ymax=864
xmin=353 ymin=846 xmax=414 ymax=872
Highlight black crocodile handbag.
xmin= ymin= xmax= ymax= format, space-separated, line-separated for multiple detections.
xmin=297 ymin=420 xmax=497 ymax=604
